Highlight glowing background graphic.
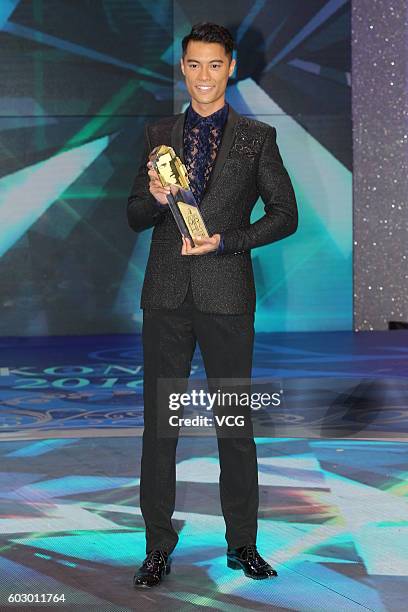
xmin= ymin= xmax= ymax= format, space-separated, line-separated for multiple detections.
xmin=0 ymin=0 xmax=351 ymax=336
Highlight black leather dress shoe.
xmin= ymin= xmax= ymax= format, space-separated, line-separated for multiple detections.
xmin=133 ymin=549 xmax=171 ymax=588
xmin=227 ymin=544 xmax=278 ymax=579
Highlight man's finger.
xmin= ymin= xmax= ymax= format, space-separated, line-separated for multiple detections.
xmin=189 ymin=248 xmax=209 ymax=255
xmin=190 ymin=242 xmax=214 ymax=251
xmin=193 ymin=237 xmax=216 ymax=246
xmin=149 ymin=178 xmax=170 ymax=191
xmin=151 ymin=183 xmax=170 ymax=193
xmin=150 ymin=181 xmax=170 ymax=192
xmin=149 ymin=180 xmax=162 ymax=188
xmin=186 ymin=245 xmax=212 ymax=255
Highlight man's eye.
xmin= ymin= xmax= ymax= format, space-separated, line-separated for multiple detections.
xmin=189 ymin=64 xmax=198 ymax=69
xmin=211 ymin=64 xmax=221 ymax=69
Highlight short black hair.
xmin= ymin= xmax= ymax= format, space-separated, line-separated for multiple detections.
xmin=181 ymin=22 xmax=235 ymax=60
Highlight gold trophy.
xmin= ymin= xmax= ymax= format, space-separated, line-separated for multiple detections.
xmin=149 ymin=145 xmax=209 ymax=245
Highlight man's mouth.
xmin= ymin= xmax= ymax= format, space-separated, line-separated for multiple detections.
xmin=196 ymin=85 xmax=214 ymax=92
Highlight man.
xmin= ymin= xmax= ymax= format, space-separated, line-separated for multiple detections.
xmin=127 ymin=22 xmax=298 ymax=588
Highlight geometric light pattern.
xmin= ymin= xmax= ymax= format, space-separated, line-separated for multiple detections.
xmin=0 ymin=437 xmax=406 ymax=609
xmin=0 ymin=136 xmax=109 ymax=257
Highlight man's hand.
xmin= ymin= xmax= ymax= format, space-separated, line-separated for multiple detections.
xmin=147 ymin=161 xmax=170 ymax=205
xmin=181 ymin=234 xmax=221 ymax=255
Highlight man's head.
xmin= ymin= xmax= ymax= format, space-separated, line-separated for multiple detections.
xmin=180 ymin=23 xmax=236 ymax=115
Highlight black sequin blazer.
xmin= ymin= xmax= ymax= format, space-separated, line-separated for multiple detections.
xmin=127 ymin=105 xmax=298 ymax=314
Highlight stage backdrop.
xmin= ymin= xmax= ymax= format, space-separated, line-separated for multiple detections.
xmin=0 ymin=0 xmax=351 ymax=336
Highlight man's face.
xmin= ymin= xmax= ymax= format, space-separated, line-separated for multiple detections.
xmin=180 ymin=40 xmax=236 ymax=111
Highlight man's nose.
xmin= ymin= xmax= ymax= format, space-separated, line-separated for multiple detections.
xmin=198 ymin=66 xmax=210 ymax=80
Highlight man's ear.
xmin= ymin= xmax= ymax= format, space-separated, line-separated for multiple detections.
xmin=180 ymin=57 xmax=185 ymax=76
xmin=228 ymin=58 xmax=236 ymax=78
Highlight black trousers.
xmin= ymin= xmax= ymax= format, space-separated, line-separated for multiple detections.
xmin=140 ymin=282 xmax=259 ymax=554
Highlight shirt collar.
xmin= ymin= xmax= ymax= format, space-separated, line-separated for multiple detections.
xmin=185 ymin=102 xmax=229 ymax=132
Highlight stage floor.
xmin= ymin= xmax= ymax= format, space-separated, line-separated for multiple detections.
xmin=0 ymin=330 xmax=407 ymax=610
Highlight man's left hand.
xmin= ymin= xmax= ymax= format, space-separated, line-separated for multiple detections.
xmin=181 ymin=234 xmax=220 ymax=255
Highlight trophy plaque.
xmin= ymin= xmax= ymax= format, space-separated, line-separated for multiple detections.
xmin=149 ymin=145 xmax=209 ymax=245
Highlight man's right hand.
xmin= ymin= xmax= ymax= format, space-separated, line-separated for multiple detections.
xmin=147 ymin=161 xmax=170 ymax=205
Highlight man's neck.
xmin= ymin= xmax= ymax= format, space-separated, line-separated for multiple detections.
xmin=190 ymin=98 xmax=226 ymax=117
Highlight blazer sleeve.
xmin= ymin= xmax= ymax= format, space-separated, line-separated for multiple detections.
xmin=221 ymin=126 xmax=298 ymax=254
xmin=127 ymin=124 xmax=169 ymax=232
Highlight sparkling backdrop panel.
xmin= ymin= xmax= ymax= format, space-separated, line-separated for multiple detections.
xmin=353 ymin=0 xmax=408 ymax=330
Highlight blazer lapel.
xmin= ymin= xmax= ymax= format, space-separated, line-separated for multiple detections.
xmin=200 ymin=104 xmax=239 ymax=205
xmin=171 ymin=111 xmax=186 ymax=163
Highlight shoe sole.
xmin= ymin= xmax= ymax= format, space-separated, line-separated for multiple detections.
xmin=227 ymin=557 xmax=278 ymax=579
